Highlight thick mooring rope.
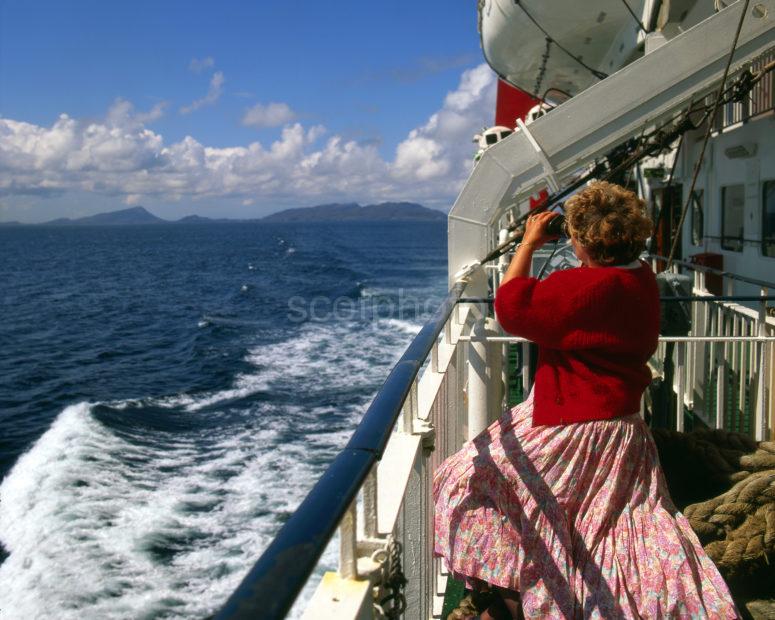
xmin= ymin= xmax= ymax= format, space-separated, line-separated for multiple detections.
xmin=652 ymin=429 xmax=775 ymax=589
xmin=683 ymin=445 xmax=775 ymax=580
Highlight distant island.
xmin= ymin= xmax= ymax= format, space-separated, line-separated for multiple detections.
xmin=262 ymin=202 xmax=446 ymax=222
xmin=0 ymin=202 xmax=446 ymax=227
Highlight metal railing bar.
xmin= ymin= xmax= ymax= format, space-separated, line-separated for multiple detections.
xmin=214 ymin=281 xmax=467 ymax=620
xmin=346 ymin=281 xmax=466 ymax=455
xmin=458 ymin=296 xmax=775 ymax=304
xmin=646 ymin=253 xmax=775 ymax=289
xmin=459 ymin=335 xmax=775 ymax=343
xmin=214 ymin=449 xmax=374 ymax=620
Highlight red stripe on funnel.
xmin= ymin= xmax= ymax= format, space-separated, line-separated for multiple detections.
xmin=495 ymin=79 xmax=540 ymax=128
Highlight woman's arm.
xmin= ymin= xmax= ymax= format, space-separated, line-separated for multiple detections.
xmin=500 ymin=211 xmax=559 ymax=287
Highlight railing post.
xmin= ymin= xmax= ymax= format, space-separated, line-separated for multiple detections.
xmin=718 ymin=308 xmax=729 ymax=429
xmin=468 ymin=318 xmax=490 ymax=439
xmin=676 ymin=342 xmax=686 ymax=432
xmin=402 ymin=379 xmax=418 ymax=434
xmin=488 ymin=323 xmax=503 ymax=424
xmin=755 ymin=288 xmax=769 ymax=440
xmin=521 ymin=342 xmax=532 ymax=395
xmin=497 ymin=229 xmax=511 ymax=406
xmin=497 ymin=228 xmax=510 ymax=290
xmin=467 ymin=318 xmax=503 ymax=438
xmin=339 ymin=500 xmax=358 ymax=580
xmin=363 ymin=466 xmax=378 ymax=539
xmin=502 ymin=341 xmax=510 ymax=407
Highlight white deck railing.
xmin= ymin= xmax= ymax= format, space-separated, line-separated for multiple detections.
xmin=648 ymin=257 xmax=775 ymax=439
xmin=303 ymin=257 xmax=774 ymax=619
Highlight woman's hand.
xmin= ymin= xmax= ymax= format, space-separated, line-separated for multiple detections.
xmin=500 ymin=211 xmax=560 ymax=286
xmin=522 ymin=211 xmax=560 ymax=250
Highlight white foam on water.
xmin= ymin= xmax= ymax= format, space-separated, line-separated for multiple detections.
xmin=0 ymin=315 xmax=423 ymax=619
xmin=0 ymin=402 xmax=337 ymax=619
xmin=377 ymin=318 xmax=422 ymax=336
xmin=149 ymin=316 xmax=420 ymax=415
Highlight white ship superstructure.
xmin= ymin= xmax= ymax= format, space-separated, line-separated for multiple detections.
xmin=215 ymin=2 xmax=775 ymax=618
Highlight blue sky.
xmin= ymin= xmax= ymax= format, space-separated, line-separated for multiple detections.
xmin=0 ymin=0 xmax=498 ymax=221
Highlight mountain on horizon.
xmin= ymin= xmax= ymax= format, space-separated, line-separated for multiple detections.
xmin=261 ymin=201 xmax=446 ymax=222
xmin=0 ymin=202 xmax=447 ymax=226
xmin=37 ymin=206 xmax=166 ymax=226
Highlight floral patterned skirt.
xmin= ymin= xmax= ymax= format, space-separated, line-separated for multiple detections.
xmin=432 ymin=391 xmax=739 ymax=619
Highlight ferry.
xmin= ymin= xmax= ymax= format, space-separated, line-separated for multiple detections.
xmin=215 ymin=1 xmax=775 ymax=618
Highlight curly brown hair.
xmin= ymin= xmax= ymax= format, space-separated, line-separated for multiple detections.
xmin=564 ymin=181 xmax=653 ymax=266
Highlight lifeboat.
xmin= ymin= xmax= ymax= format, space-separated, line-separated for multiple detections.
xmin=478 ymin=0 xmax=653 ymax=97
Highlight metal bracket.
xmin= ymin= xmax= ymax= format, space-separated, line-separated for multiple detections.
xmin=414 ymin=420 xmax=436 ymax=455
xmin=453 ymin=261 xmax=483 ymax=283
xmin=516 ymin=118 xmax=560 ymax=193
xmin=449 ymin=213 xmax=490 ymax=227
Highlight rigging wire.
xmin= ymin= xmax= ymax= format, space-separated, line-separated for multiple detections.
xmin=536 ymin=239 xmax=564 ymax=279
xmin=666 ymin=0 xmax=751 ymax=267
xmin=479 ymin=108 xmax=699 ymax=265
xmin=620 ymin=0 xmax=649 ymax=34
xmin=513 ymin=0 xmax=609 ymax=82
xmin=478 ymin=51 xmax=775 ymax=266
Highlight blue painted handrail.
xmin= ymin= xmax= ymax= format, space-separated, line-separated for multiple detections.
xmin=214 ymin=281 xmax=467 ymax=620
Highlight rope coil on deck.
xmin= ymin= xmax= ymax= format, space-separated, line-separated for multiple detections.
xmin=653 ymin=430 xmax=775 ymax=587
xmin=683 ymin=445 xmax=775 ymax=579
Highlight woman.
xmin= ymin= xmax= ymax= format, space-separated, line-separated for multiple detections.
xmin=433 ymin=182 xmax=738 ymax=619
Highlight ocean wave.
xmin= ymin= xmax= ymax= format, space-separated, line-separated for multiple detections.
xmin=132 ymin=315 xmax=420 ymax=414
xmin=376 ymin=317 xmax=422 ymax=336
xmin=0 ymin=402 xmax=337 ymax=619
xmin=0 ymin=313 xmax=423 ymax=618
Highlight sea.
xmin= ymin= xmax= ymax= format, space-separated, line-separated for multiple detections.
xmin=0 ymin=220 xmax=448 ymax=619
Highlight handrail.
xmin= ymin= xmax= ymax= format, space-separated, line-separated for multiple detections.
xmin=214 ymin=281 xmax=467 ymax=620
xmin=646 ymin=253 xmax=775 ymax=290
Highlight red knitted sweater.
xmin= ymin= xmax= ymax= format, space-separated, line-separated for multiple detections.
xmin=494 ymin=261 xmax=659 ymax=426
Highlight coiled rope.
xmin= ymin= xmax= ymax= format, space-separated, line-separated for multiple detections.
xmin=652 ymin=429 xmax=775 ymax=601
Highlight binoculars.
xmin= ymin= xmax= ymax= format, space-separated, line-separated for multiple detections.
xmin=545 ymin=214 xmax=569 ymax=237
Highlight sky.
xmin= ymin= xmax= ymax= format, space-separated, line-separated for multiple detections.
xmin=0 ymin=0 xmax=499 ymax=222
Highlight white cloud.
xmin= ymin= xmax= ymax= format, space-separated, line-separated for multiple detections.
xmin=0 ymin=64 xmax=497 ymax=210
xmin=189 ymin=57 xmax=215 ymax=73
xmin=390 ymin=63 xmax=496 ymax=194
xmin=180 ymin=71 xmax=225 ymax=114
xmin=242 ymin=102 xmax=297 ymax=128
xmin=106 ymin=98 xmax=167 ymax=128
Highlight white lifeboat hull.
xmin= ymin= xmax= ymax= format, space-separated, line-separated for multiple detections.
xmin=479 ymin=0 xmax=650 ymax=97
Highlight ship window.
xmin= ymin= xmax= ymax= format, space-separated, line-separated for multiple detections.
xmin=690 ymin=190 xmax=704 ymax=246
xmin=486 ymin=133 xmax=498 ymax=145
xmin=763 ymin=181 xmax=775 ymax=257
xmin=721 ymin=184 xmax=744 ymax=252
xmin=500 ymin=130 xmax=512 ymax=139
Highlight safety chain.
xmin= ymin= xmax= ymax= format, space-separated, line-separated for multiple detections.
xmin=372 ymin=538 xmax=407 ymax=619
xmin=534 ymin=37 xmax=551 ymax=95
